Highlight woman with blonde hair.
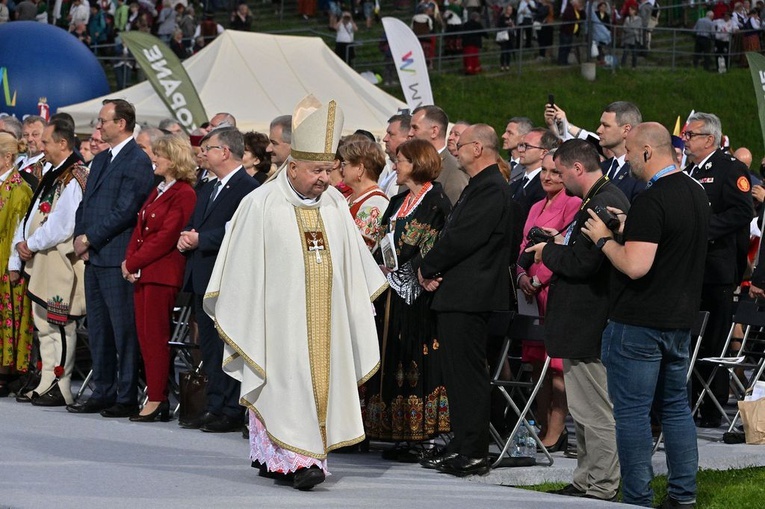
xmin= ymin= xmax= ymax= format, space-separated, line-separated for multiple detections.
xmin=0 ymin=133 xmax=34 ymax=397
xmin=121 ymin=134 xmax=197 ymax=421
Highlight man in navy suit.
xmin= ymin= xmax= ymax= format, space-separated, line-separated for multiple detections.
xmin=69 ymin=99 xmax=155 ymax=417
xmin=511 ymin=127 xmax=559 ymax=222
xmin=597 ymin=101 xmax=646 ymax=203
xmin=177 ymin=127 xmax=259 ymax=432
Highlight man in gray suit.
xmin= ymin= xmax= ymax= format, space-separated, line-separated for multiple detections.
xmin=409 ymin=105 xmax=469 ymax=205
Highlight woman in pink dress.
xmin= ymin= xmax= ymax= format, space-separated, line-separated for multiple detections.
xmin=516 ymin=151 xmax=581 ymax=451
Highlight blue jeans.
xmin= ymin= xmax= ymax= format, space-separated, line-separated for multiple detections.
xmin=601 ymin=321 xmax=698 ymax=507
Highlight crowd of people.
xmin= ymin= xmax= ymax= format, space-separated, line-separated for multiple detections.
xmin=0 ymin=91 xmax=760 ymax=506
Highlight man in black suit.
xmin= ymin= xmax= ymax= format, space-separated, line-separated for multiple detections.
xmin=526 ymin=139 xmax=629 ymax=502
xmin=417 ymin=124 xmax=514 ymax=476
xmin=69 ymin=99 xmax=155 ymax=417
xmin=177 ymin=127 xmax=259 ymax=432
xmin=685 ymin=112 xmax=754 ymax=428
xmin=512 ymin=127 xmax=559 ymax=221
xmin=597 ymin=101 xmax=646 ymax=203
xmin=501 ymin=116 xmax=533 ymax=184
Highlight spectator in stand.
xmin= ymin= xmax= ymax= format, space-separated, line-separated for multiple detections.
xmin=714 ymin=11 xmax=736 ymax=71
xmin=14 ymin=0 xmax=36 ymax=20
xmin=558 ymin=0 xmax=583 ymax=66
xmin=0 ymin=0 xmax=9 ymax=24
xmin=638 ymin=0 xmax=653 ymax=52
xmin=462 ymin=12 xmax=487 ymax=75
xmin=192 ymin=35 xmax=205 ymax=54
xmin=114 ymin=0 xmax=128 ymax=31
xmin=88 ymin=3 xmax=107 ymax=50
xmin=622 ymin=4 xmax=642 ymax=68
xmin=72 ymin=22 xmax=91 ymax=45
xmin=516 ymin=0 xmax=535 ymax=49
xmin=334 ymin=10 xmax=357 ymax=66
xmin=534 ymin=0 xmax=554 ymax=60
xmin=156 ymin=0 xmax=177 ymax=43
xmin=412 ymin=3 xmax=435 ymax=68
xmin=693 ymin=10 xmax=715 ymax=71
xmin=194 ymin=11 xmax=223 ymax=45
xmin=68 ymin=0 xmax=89 ymax=30
xmin=230 ymin=2 xmax=252 ymax=30
xmin=743 ymin=8 xmax=762 ymax=52
xmin=591 ymin=1 xmax=612 ymax=64
xmin=442 ymin=0 xmax=464 ymax=56
xmin=170 ymin=28 xmax=189 ymax=59
xmin=497 ymin=4 xmax=515 ymax=71
xmin=177 ymin=4 xmax=195 ymax=46
xmin=297 ymin=0 xmax=316 ymax=20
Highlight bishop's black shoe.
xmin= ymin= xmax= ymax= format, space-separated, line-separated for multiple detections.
xmin=292 ymin=466 xmax=325 ymax=491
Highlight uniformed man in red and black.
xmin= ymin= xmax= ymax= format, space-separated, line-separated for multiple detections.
xmin=684 ymin=112 xmax=754 ymax=428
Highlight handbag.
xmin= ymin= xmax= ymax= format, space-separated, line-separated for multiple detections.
xmin=738 ymin=397 xmax=765 ymax=444
xmin=179 ymin=364 xmax=208 ymax=425
xmin=496 ymin=30 xmax=510 ymax=42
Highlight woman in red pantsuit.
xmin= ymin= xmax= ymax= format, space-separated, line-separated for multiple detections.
xmin=121 ymin=134 xmax=197 ymax=422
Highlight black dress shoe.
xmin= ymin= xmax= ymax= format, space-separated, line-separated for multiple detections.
xmin=292 ymin=466 xmax=325 ymax=491
xmin=31 ymin=386 xmax=67 ymax=407
xmin=200 ymin=414 xmax=243 ymax=433
xmin=66 ymin=399 xmax=112 ymax=414
xmin=550 ymin=483 xmax=586 ymax=497
xmin=100 ymin=403 xmax=140 ymax=418
xmin=436 ymin=455 xmax=491 ymax=477
xmin=180 ymin=411 xmax=218 ymax=429
xmin=16 ymin=391 xmax=39 ymax=403
xmin=420 ymin=452 xmax=458 ymax=470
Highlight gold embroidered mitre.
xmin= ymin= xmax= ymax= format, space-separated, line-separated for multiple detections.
xmin=290 ymin=95 xmax=344 ymax=162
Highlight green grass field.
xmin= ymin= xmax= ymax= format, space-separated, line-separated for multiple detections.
xmin=525 ymin=466 xmax=765 ymax=508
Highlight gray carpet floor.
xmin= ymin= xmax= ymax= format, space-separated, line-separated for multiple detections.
xmin=3 ymin=396 xmax=763 ymax=509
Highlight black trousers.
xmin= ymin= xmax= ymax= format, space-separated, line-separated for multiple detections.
xmin=437 ymin=311 xmax=491 ymax=458
xmin=195 ymin=294 xmax=241 ymax=418
xmin=693 ymin=284 xmax=735 ymax=419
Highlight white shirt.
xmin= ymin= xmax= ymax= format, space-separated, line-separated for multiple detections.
xmin=69 ymin=2 xmax=90 ymax=27
xmin=523 ymin=166 xmax=543 ymax=186
xmin=378 ymin=159 xmax=400 ymax=198
xmin=110 ymin=135 xmax=133 ymax=160
xmin=8 ymin=158 xmax=84 ymax=271
xmin=210 ymin=165 xmax=243 ymax=201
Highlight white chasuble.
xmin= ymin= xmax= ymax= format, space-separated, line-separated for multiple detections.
xmin=204 ymin=169 xmax=387 ymax=458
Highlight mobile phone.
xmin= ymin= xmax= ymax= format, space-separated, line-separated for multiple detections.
xmin=548 ymin=94 xmax=555 ymax=109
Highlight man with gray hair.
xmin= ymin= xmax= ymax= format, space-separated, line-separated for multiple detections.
xmin=208 ymin=112 xmax=237 ymax=130
xmin=158 ymin=118 xmax=184 ymax=136
xmin=19 ymin=115 xmax=48 ymax=188
xmin=135 ymin=126 xmax=164 ymax=162
xmin=267 ymin=115 xmax=292 ymax=170
xmin=177 ymin=127 xmax=259 ymax=433
xmin=501 ymin=116 xmax=534 ymax=183
xmin=0 ymin=115 xmax=22 ymax=139
xmin=685 ymin=112 xmax=754 ymax=429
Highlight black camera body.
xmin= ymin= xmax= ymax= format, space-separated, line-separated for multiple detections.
xmin=593 ymin=205 xmax=621 ymax=231
xmin=517 ymin=227 xmax=553 ymax=270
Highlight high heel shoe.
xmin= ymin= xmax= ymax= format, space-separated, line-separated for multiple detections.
xmin=129 ymin=401 xmax=170 ymax=422
xmin=538 ymin=430 xmax=568 ymax=453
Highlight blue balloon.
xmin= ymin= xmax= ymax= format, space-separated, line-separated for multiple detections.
xmin=0 ymin=21 xmax=110 ymax=119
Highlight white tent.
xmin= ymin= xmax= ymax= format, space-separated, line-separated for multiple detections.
xmin=60 ymin=30 xmax=406 ymax=138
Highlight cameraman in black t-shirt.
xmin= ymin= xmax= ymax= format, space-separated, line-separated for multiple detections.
xmin=581 ymin=122 xmax=710 ymax=509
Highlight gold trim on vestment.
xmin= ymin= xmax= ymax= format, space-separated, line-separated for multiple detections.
xmin=370 ymin=281 xmax=389 ymax=302
xmin=325 ymin=101 xmax=337 ymax=153
xmin=214 ymin=321 xmax=266 ymax=379
xmin=289 ymin=149 xmax=335 ymax=162
xmin=295 ymin=207 xmax=333 ymax=451
xmin=357 ymin=360 xmax=380 ymax=387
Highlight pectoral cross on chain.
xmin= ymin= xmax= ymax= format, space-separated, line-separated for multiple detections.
xmin=306 ymin=232 xmax=325 ymax=263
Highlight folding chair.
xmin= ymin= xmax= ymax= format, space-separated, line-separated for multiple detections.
xmin=489 ymin=313 xmax=554 ymax=468
xmin=693 ymin=298 xmax=765 ymax=431
xmin=652 ymin=310 xmax=709 ymax=454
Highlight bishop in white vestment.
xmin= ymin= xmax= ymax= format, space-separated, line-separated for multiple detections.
xmin=204 ymin=96 xmax=386 ymax=491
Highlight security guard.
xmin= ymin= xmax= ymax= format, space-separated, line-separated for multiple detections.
xmin=684 ymin=112 xmax=754 ymax=428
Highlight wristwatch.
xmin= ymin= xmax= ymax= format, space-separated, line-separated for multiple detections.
xmin=596 ymin=237 xmax=612 ymax=250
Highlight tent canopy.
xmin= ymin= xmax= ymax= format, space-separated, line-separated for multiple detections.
xmin=60 ymin=30 xmax=406 ymax=139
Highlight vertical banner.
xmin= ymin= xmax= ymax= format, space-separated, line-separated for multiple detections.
xmin=747 ymin=52 xmax=765 ymax=152
xmin=382 ymin=17 xmax=434 ymax=110
xmin=121 ymin=31 xmax=207 ymax=133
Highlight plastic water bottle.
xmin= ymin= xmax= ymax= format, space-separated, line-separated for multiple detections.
xmin=525 ymin=420 xmax=538 ymax=457
xmin=512 ymin=425 xmax=530 ymax=457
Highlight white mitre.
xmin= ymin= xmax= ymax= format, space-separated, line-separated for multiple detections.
xmin=289 ymin=95 xmax=344 ymax=162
